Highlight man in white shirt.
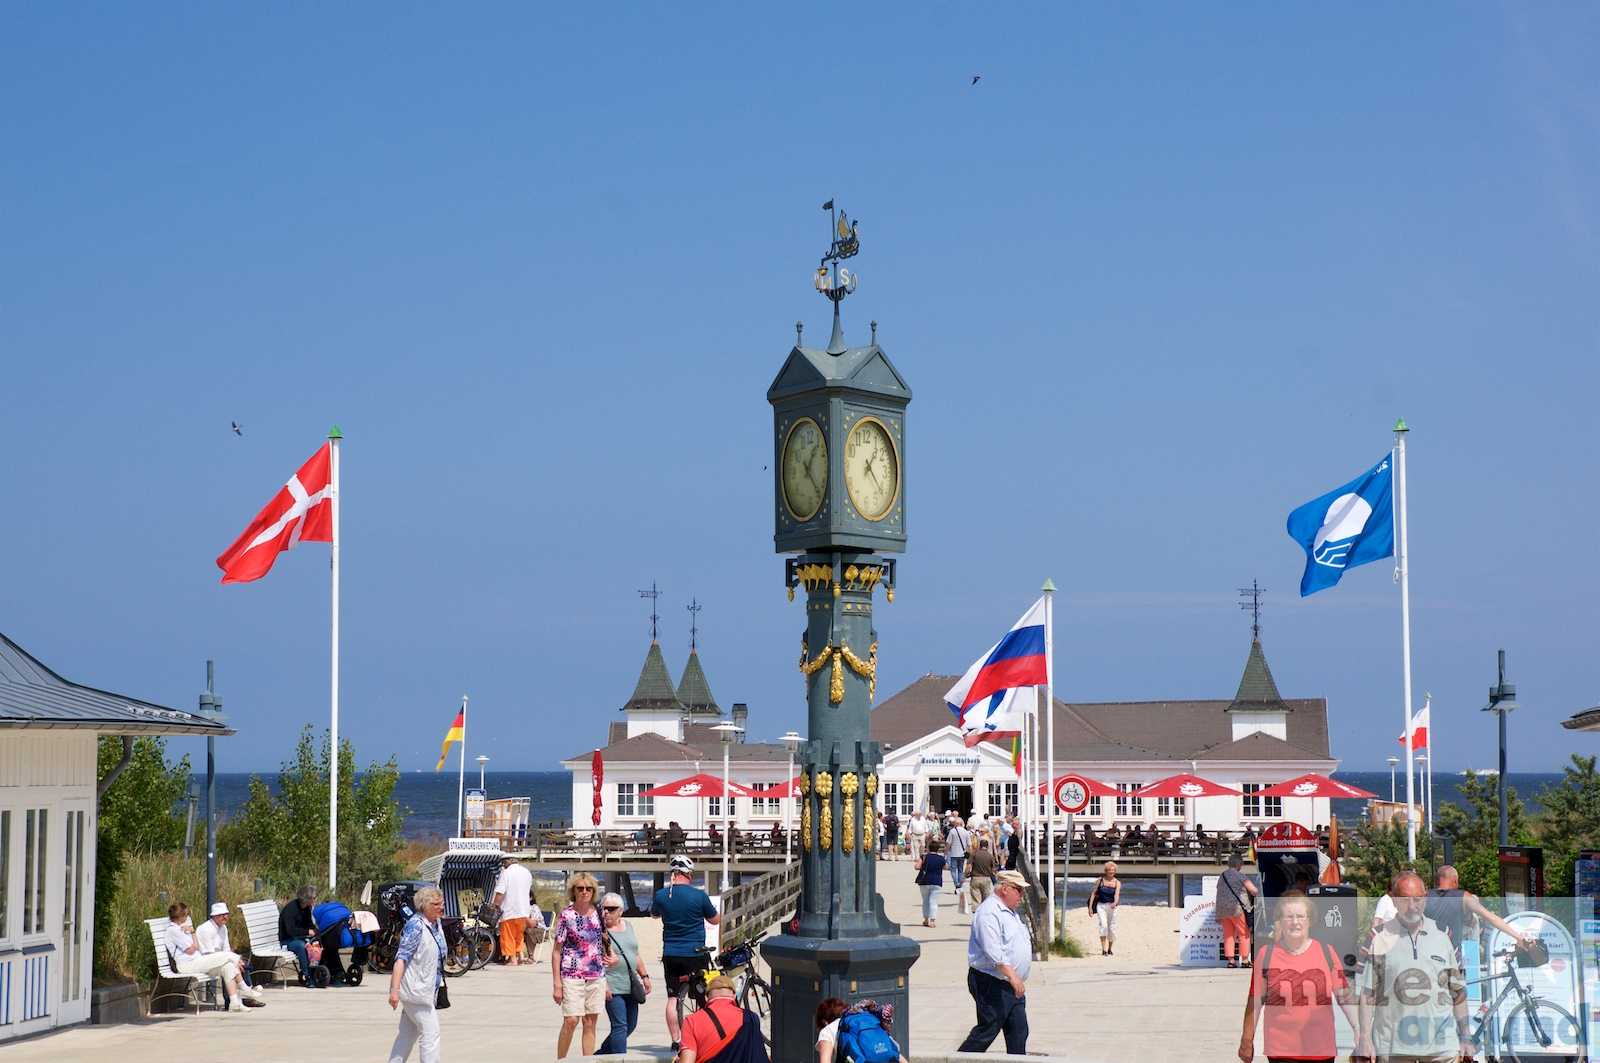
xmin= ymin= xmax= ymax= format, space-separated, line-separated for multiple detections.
xmin=492 ymin=855 xmax=537 ymax=965
xmin=907 ymin=811 xmax=930 ymax=861
xmin=959 ymin=869 xmax=1032 ymax=1054
xmin=164 ymin=902 xmax=262 ymax=1010
xmin=1356 ymin=872 xmax=1472 ymax=1063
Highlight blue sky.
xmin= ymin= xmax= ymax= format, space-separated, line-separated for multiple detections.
xmin=2 ymin=4 xmax=1594 ymax=777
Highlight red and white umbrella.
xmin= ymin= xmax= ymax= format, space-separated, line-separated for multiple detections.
xmin=638 ymin=774 xmax=760 ymax=800
xmin=1131 ymin=773 xmax=1242 ymax=799
xmin=1254 ymin=773 xmax=1377 ymax=800
xmin=1029 ymin=774 xmax=1121 ymax=797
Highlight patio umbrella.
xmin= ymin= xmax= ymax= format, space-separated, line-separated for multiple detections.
xmin=1253 ymin=773 xmax=1377 ymax=799
xmin=638 ymin=774 xmax=760 ymax=799
xmin=1131 ymin=773 xmax=1242 ymax=832
xmin=1029 ymin=774 xmax=1121 ymax=797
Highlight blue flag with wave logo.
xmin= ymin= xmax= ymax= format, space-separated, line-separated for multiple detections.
xmin=1287 ymin=455 xmax=1395 ymax=596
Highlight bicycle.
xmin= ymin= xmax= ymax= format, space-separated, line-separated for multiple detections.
xmin=674 ymin=931 xmax=773 ymax=1048
xmin=1466 ymin=944 xmax=1580 ymax=1063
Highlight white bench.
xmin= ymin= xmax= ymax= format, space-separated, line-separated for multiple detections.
xmin=146 ymin=917 xmax=220 ymax=1013
xmin=239 ymin=900 xmax=298 ymax=987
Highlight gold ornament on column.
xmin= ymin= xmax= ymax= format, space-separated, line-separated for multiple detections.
xmin=802 ymin=800 xmax=812 ymax=851
xmin=862 ymin=806 xmax=874 ymax=853
xmin=830 ymin=651 xmax=844 ymax=704
xmin=840 ymin=773 xmax=859 ymax=852
xmin=817 ymin=771 xmax=834 ymax=850
xmin=865 ymin=774 xmax=878 ymax=798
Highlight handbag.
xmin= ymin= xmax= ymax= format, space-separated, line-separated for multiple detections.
xmin=1088 ymin=878 xmax=1100 ymax=915
xmin=914 ymin=865 xmax=927 ymax=886
xmin=1222 ymin=873 xmax=1255 ymax=932
xmin=628 ymin=956 xmax=648 ymax=1003
xmin=435 ymin=982 xmax=451 ymax=1009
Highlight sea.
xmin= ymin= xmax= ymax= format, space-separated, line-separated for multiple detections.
xmin=191 ymin=769 xmax=1565 ymax=907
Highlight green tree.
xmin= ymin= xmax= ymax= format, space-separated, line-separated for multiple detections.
xmin=1345 ymin=821 xmax=1435 ymax=896
xmin=1532 ymin=755 xmax=1600 ymax=896
xmin=218 ymin=726 xmax=406 ymax=897
xmin=95 ymin=736 xmax=190 ymax=980
xmin=1434 ymin=770 xmax=1531 ymax=897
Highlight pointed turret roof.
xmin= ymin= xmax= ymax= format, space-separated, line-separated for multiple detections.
xmin=620 ymin=642 xmax=686 ymax=714
xmin=676 ymin=650 xmax=721 ymax=716
xmin=1227 ymin=638 xmax=1291 ymax=713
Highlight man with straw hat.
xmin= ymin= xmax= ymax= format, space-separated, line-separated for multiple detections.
xmin=958 ymin=869 xmax=1031 ymax=1055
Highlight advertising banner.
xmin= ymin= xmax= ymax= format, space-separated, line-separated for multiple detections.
xmin=1180 ymin=878 xmax=1226 ymax=967
xmin=1485 ymin=910 xmax=1583 ymax=1059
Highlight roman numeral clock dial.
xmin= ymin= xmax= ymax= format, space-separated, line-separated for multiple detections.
xmin=844 ymin=417 xmax=898 ymax=521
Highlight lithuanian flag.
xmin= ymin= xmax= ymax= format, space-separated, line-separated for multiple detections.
xmin=436 ymin=710 xmax=464 ymax=770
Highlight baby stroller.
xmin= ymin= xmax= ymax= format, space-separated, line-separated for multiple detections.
xmin=313 ymin=900 xmax=375 ymax=986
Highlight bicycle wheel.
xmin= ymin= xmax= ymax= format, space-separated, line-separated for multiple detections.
xmin=367 ymin=930 xmax=398 ymax=973
xmin=1503 ymin=1000 xmax=1581 ymax=1063
xmin=443 ymin=935 xmax=472 ymax=977
xmin=469 ymin=926 xmax=496 ymax=970
xmin=676 ymin=975 xmax=704 ymax=1034
xmin=738 ymin=975 xmax=772 ymax=1046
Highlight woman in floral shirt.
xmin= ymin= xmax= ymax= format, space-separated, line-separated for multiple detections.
xmin=553 ymin=871 xmax=615 ymax=1058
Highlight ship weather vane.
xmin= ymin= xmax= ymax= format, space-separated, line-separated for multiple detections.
xmin=814 ymin=200 xmax=860 ymax=304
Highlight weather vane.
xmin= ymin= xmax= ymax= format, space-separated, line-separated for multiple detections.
xmin=639 ymin=582 xmax=663 ymax=642
xmin=814 ymin=200 xmax=860 ymax=304
xmin=1238 ymin=579 xmax=1265 ymax=640
xmin=687 ymin=598 xmax=702 ymax=652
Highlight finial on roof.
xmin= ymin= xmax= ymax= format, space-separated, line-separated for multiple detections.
xmin=687 ymin=598 xmax=702 ymax=653
xmin=638 ymin=582 xmax=663 ymax=642
xmin=871 ymin=320 xmax=877 ymax=344
xmin=813 ymin=202 xmax=859 ymax=356
xmin=1238 ymin=579 xmax=1265 ymax=641
xmin=796 ymin=322 xmax=803 ymax=347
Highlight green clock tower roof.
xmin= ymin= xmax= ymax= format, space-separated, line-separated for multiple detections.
xmin=767 ymin=342 xmax=912 ymax=403
xmin=620 ymin=641 xmax=686 ymax=715
xmin=676 ymin=650 xmax=721 ymax=717
xmin=1227 ymin=638 xmax=1291 ymax=714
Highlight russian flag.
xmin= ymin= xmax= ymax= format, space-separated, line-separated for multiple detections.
xmin=945 ymin=597 xmax=1050 ymax=755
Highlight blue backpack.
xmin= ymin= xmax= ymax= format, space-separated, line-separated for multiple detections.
xmin=837 ymin=1011 xmax=898 ymax=1063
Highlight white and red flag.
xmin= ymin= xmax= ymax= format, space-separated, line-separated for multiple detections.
xmin=216 ymin=443 xmax=334 ymax=583
xmin=1398 ymin=703 xmax=1430 ymax=750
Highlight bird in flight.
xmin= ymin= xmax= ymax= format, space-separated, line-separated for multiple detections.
xmin=972 ymin=76 xmax=980 ymax=84
xmin=231 ymin=422 xmax=242 ymax=435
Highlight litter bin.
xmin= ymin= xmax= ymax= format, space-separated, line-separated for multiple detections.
xmin=1305 ymin=883 xmax=1360 ymax=981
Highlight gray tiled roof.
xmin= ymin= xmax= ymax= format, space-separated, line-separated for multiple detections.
xmin=562 ymin=729 xmax=790 ymax=768
xmin=676 ymin=651 xmax=721 ymax=716
xmin=1191 ymin=731 xmax=1330 ymax=762
xmin=0 ymin=632 xmax=233 ymax=736
xmin=620 ymin=642 xmax=686 ymax=714
xmin=869 ymin=675 xmax=1330 ymax=762
xmin=1228 ymin=639 xmax=1290 ymax=713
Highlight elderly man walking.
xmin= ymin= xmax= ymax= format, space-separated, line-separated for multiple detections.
xmin=907 ymin=811 xmax=930 ymax=862
xmin=492 ymin=855 xmax=536 ymax=965
xmin=958 ymin=869 xmax=1031 ymax=1054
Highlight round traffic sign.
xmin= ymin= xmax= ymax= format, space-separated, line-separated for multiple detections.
xmin=1054 ymin=774 xmax=1091 ymax=814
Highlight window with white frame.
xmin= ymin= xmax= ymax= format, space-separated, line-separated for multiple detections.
xmin=616 ymin=783 xmax=636 ymax=817
xmin=1241 ymin=783 xmax=1281 ymax=819
xmin=1116 ymin=782 xmax=1142 ymax=818
xmin=750 ymin=783 xmax=781 ymax=816
xmin=886 ymin=783 xmax=915 ymax=816
xmin=1088 ymin=796 xmax=1101 ymax=817
xmin=639 ymin=783 xmax=655 ymax=817
xmin=987 ymin=782 xmax=1019 ymax=818
xmin=709 ymin=796 xmax=736 ymax=818
xmin=23 ymin=807 xmax=46 ymax=936
xmin=1157 ymin=797 xmax=1186 ymax=817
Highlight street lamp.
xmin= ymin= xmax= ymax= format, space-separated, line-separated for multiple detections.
xmin=476 ymin=755 xmax=489 ymax=792
xmin=782 ymin=732 xmax=802 ymax=866
xmin=712 ymin=722 xmax=744 ymax=894
xmin=196 ymin=661 xmax=228 ymax=912
xmin=1481 ymin=649 xmax=1525 ymax=847
xmin=1416 ymin=752 xmax=1429 ymax=835
xmin=1387 ymin=757 xmax=1398 ymax=803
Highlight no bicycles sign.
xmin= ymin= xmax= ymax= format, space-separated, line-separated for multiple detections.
xmin=1053 ymin=774 xmax=1091 ymax=815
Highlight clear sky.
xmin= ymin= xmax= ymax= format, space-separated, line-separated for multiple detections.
xmin=2 ymin=4 xmax=1594 ymax=779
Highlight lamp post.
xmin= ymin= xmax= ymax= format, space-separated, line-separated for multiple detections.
xmin=1387 ymin=757 xmax=1398 ymax=803
xmin=782 ymin=732 xmax=802 ymax=866
xmin=477 ymin=755 xmax=489 ymax=791
xmin=196 ymin=661 xmax=228 ymax=911
xmin=1416 ymin=752 xmax=1429 ymax=836
xmin=712 ymin=722 xmax=743 ymax=893
xmin=1481 ymin=649 xmax=1524 ymax=847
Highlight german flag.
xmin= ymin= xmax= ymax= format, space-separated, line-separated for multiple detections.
xmin=436 ymin=710 xmax=464 ymax=770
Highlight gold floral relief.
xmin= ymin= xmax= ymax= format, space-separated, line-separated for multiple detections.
xmin=830 ymin=652 xmax=844 ymax=703
xmin=840 ymin=773 xmax=859 ymax=797
xmin=862 ymin=809 xmax=874 ymax=853
xmin=800 ymin=642 xmax=832 ymax=676
xmin=802 ymin=801 xmax=812 ymax=851
xmin=816 ymin=772 xmax=833 ymax=797
xmin=840 ymin=642 xmax=878 ymax=702
xmin=841 ymin=805 xmax=855 ymax=853
xmin=820 ymin=801 xmax=833 ymax=851
xmin=798 ymin=773 xmax=811 ymax=796
xmin=865 ymin=774 xmax=878 ymax=798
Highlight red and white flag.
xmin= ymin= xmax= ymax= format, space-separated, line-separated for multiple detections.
xmin=1398 ymin=704 xmax=1430 ymax=750
xmin=216 ymin=443 xmax=334 ymax=584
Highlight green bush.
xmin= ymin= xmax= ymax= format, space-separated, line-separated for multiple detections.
xmin=1435 ymin=770 xmax=1532 ymax=896
xmin=1532 ymin=755 xmax=1600 ymax=896
xmin=218 ymin=726 xmax=406 ymax=900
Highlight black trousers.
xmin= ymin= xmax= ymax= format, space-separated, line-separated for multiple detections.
xmin=957 ymin=968 xmax=1028 ymax=1054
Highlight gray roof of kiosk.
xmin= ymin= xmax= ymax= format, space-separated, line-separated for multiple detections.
xmin=0 ymin=631 xmax=234 ymax=735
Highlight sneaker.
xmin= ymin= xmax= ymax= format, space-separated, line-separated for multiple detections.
xmin=229 ymin=1000 xmax=245 ymax=1012
xmin=243 ymin=997 xmax=266 ymax=1008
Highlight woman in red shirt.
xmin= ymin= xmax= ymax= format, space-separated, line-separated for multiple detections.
xmin=1238 ymin=891 xmax=1359 ymax=1063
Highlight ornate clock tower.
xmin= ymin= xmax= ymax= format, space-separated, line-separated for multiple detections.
xmin=761 ymin=206 xmax=920 ymax=1062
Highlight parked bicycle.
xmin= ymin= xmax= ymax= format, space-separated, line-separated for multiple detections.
xmin=674 ymin=929 xmax=773 ymax=1047
xmin=1466 ymin=943 xmax=1579 ymax=1063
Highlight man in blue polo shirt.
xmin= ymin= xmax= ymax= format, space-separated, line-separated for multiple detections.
xmin=653 ymin=854 xmax=721 ymax=1054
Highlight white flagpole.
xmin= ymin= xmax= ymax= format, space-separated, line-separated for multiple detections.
xmin=1043 ymin=580 xmax=1056 ymax=941
xmin=457 ymin=696 xmax=468 ymax=836
xmin=1396 ymin=420 xmax=1416 ymax=861
xmin=328 ymin=429 xmax=341 ymax=893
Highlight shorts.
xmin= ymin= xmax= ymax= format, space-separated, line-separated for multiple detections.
xmin=662 ymin=954 xmax=711 ymax=998
xmin=560 ymin=976 xmax=606 ymax=1017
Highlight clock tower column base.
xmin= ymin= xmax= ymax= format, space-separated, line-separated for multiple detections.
xmin=761 ymin=931 xmax=921 ymax=1063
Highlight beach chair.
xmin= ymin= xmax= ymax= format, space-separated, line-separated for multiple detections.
xmin=240 ymin=900 xmax=299 ymax=988
xmin=146 ymin=917 xmax=221 ymax=1013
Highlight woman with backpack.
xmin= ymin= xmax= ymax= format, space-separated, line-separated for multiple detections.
xmin=913 ymin=836 xmax=947 ymax=928
xmin=1237 ymin=890 xmax=1358 ymax=1063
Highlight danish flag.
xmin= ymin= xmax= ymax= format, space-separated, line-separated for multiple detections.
xmin=216 ymin=443 xmax=334 ymax=584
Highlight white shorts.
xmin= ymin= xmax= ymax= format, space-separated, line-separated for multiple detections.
xmin=561 ymin=976 xmax=606 ymax=1017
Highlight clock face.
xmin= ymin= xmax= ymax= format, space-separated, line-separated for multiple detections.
xmin=781 ymin=417 xmax=827 ymax=521
xmin=843 ymin=417 xmax=899 ymax=521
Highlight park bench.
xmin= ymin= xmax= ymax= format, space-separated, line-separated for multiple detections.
xmin=239 ymin=900 xmax=299 ymax=988
xmin=146 ymin=917 xmax=221 ymax=1013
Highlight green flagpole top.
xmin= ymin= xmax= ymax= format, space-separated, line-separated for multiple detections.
xmin=1041 ymin=578 xmax=1057 ymax=592
xmin=1394 ymin=417 xmax=1408 ymax=433
xmin=328 ymin=424 xmax=344 ymax=439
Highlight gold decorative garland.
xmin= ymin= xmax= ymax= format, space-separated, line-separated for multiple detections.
xmin=840 ymin=642 xmax=878 ymax=702
xmin=862 ymin=807 xmax=874 ymax=853
xmin=799 ymin=640 xmax=832 ymax=675
xmin=840 ymin=773 xmax=859 ymax=853
xmin=802 ymin=801 xmax=812 ymax=851
xmin=830 ymin=652 xmax=844 ymax=704
xmin=817 ymin=772 xmax=833 ymax=850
